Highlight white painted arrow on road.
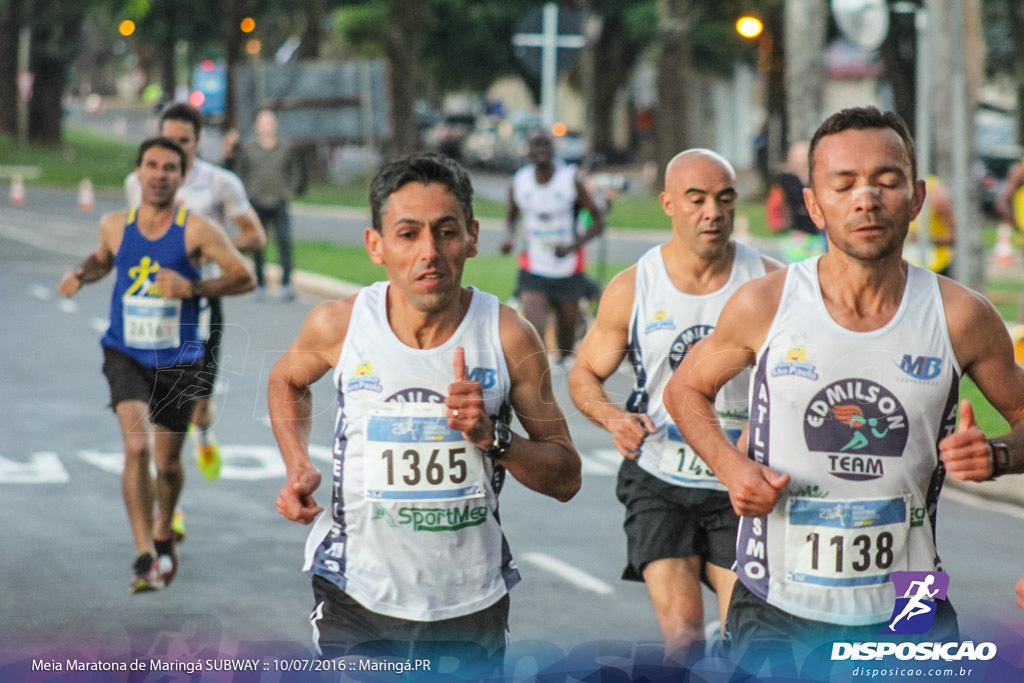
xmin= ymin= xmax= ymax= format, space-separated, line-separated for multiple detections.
xmin=0 ymin=452 xmax=69 ymax=483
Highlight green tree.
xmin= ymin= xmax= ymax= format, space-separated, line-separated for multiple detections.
xmin=0 ymin=0 xmax=24 ymax=137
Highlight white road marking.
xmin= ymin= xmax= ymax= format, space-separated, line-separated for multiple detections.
xmin=28 ymin=284 xmax=50 ymax=300
xmin=90 ymin=317 xmax=109 ymax=333
xmin=0 ymin=221 xmax=86 ymax=257
xmin=0 ymin=452 xmax=69 ymax=484
xmin=519 ymin=551 xmax=614 ymax=595
xmin=57 ymin=299 xmax=78 ymax=313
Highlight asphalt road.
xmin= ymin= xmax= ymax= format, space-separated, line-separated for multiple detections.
xmin=3 ymin=187 xmax=1024 ymax=682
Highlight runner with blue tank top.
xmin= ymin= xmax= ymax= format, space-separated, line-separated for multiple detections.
xmin=569 ymin=149 xmax=781 ymax=667
xmin=126 ymin=103 xmax=265 ymax=484
xmin=59 ymin=137 xmax=255 ymax=594
xmin=268 ymin=154 xmax=580 ymax=674
xmin=665 ymin=107 xmax=1024 ymax=673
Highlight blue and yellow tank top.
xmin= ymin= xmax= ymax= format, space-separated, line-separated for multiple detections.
xmin=101 ymin=205 xmax=203 ymax=368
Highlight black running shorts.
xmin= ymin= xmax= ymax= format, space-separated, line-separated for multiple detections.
xmin=516 ymin=270 xmax=591 ymax=303
xmin=616 ymin=457 xmax=739 ymax=581
xmin=102 ymin=346 xmax=208 ymax=432
xmin=310 ymin=575 xmax=508 ymax=678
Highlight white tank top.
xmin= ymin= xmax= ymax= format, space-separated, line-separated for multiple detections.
xmin=627 ymin=242 xmax=766 ymax=489
xmin=304 ymin=282 xmax=520 ymax=621
xmin=737 ymin=258 xmax=959 ymax=625
xmin=512 ymin=161 xmax=582 ymax=278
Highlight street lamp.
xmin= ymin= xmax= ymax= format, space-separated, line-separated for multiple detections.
xmin=736 ymin=16 xmax=763 ymax=40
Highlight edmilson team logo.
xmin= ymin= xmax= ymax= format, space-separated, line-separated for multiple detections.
xmin=669 ymin=324 xmax=714 ymax=370
xmin=882 ymin=571 xmax=950 ymax=635
xmin=803 ymin=379 xmax=909 ymax=481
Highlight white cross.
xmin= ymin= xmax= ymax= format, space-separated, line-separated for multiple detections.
xmin=512 ymin=3 xmax=586 ymax=126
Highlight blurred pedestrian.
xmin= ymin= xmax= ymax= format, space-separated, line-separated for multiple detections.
xmin=905 ymin=175 xmax=955 ymax=277
xmin=765 ymin=141 xmax=826 ymax=262
xmin=235 ymin=109 xmax=303 ymax=301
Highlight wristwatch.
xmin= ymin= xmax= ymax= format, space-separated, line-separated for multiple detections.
xmin=483 ymin=418 xmax=513 ymax=460
xmin=988 ymin=440 xmax=1011 ymax=479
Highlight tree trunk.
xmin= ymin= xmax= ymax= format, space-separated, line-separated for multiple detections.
xmin=0 ymin=0 xmax=23 ymax=136
xmin=383 ymin=0 xmax=430 ymax=159
xmin=591 ymin=12 xmax=637 ymax=163
xmin=879 ymin=9 xmax=917 ymax=133
xmin=762 ymin=4 xmax=787 ymax=181
xmin=27 ymin=54 xmax=66 ymax=145
xmin=28 ymin=8 xmax=83 ymax=145
xmin=159 ymin=1 xmax=177 ymax=106
xmin=298 ymin=0 xmax=325 ymax=60
xmin=783 ymin=0 xmax=827 ymax=142
xmin=223 ymin=0 xmax=248 ymax=132
xmin=654 ymin=0 xmax=694 ymax=188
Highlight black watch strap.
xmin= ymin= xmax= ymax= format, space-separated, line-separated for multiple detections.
xmin=483 ymin=418 xmax=513 ymax=460
xmin=989 ymin=440 xmax=1011 ymax=479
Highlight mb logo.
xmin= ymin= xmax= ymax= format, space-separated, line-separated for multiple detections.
xmin=882 ymin=571 xmax=950 ymax=635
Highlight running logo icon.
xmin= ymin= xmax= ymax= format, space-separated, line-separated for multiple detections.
xmin=883 ymin=571 xmax=949 ymax=635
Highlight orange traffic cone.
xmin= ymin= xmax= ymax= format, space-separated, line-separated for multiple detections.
xmin=994 ymin=222 xmax=1015 ymax=267
xmin=78 ymin=178 xmax=95 ymax=212
xmin=9 ymin=173 xmax=25 ymax=206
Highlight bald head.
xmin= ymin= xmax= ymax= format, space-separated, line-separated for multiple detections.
xmin=664 ymin=148 xmax=736 ymax=191
xmin=660 ymin=148 xmax=738 ymax=260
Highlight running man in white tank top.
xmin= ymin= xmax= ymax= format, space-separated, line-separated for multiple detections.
xmin=569 ymin=149 xmax=781 ymax=666
xmin=501 ymin=129 xmax=606 ymax=362
xmin=268 ymin=155 xmax=580 ymax=674
xmin=665 ymin=107 xmax=1024 ymax=672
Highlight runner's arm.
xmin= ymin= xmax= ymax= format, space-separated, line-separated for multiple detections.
xmin=569 ymin=266 xmax=655 ymax=458
xmin=57 ymin=212 xmax=122 ymax=297
xmin=268 ymin=298 xmax=353 ymax=522
xmin=498 ymin=305 xmax=581 ymax=501
xmin=230 ymin=208 xmax=267 ymax=253
xmin=161 ymin=214 xmax=255 ymax=299
xmin=560 ymin=173 xmax=606 ymax=255
xmin=939 ymin=280 xmax=1024 ymax=480
xmin=218 ymin=167 xmax=267 ymax=252
xmin=501 ymin=183 xmax=518 ymax=254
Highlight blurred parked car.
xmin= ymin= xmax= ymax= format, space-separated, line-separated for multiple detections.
xmin=974 ymin=107 xmax=1022 ymax=217
xmin=424 ymin=113 xmax=477 ymax=160
xmin=554 ymin=130 xmax=593 ymax=167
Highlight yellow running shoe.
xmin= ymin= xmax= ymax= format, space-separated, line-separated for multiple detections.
xmin=172 ymin=507 xmax=187 ymax=543
xmin=191 ymin=425 xmax=222 ymax=481
xmin=130 ymin=553 xmax=164 ymax=594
